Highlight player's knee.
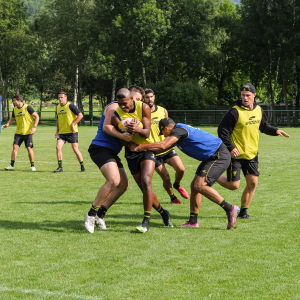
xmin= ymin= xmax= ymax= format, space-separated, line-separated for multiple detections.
xmin=229 ymin=181 xmax=240 ymax=190
xmin=141 ymin=176 xmax=152 ymax=191
xmin=247 ymin=181 xmax=257 ymax=190
xmin=107 ymin=178 xmax=120 ymax=190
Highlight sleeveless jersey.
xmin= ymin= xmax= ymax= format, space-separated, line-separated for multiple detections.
xmin=91 ymin=102 xmax=122 ymax=154
xmin=13 ymin=104 xmax=34 ymax=135
xmin=57 ymin=102 xmax=78 ymax=134
xmin=230 ymin=105 xmax=262 ymax=160
xmin=115 ymin=101 xmax=153 ymax=145
xmin=174 ymin=123 xmax=221 ymax=161
xmin=150 ymin=105 xmax=172 ymax=156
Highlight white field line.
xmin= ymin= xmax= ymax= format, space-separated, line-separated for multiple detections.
xmin=0 ymin=286 xmax=103 ymax=300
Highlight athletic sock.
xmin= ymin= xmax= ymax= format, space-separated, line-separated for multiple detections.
xmin=219 ymin=199 xmax=233 ymax=213
xmin=142 ymin=211 xmax=151 ymax=224
xmin=155 ymin=204 xmax=165 ymax=215
xmin=88 ymin=204 xmax=99 ymax=217
xmin=189 ymin=212 xmax=198 ymax=224
xmin=97 ymin=205 xmax=108 ymax=219
xmin=58 ymin=160 xmax=62 ymax=168
xmin=170 ymin=194 xmax=177 ymax=201
xmin=11 ymin=160 xmax=15 ymax=167
xmin=80 ymin=161 xmax=85 ymax=170
xmin=239 ymin=207 xmax=248 ymax=216
xmin=31 ymin=162 xmax=34 ymax=167
xmin=173 ymin=181 xmax=180 ymax=189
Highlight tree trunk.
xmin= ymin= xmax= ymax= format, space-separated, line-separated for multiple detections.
xmin=140 ymin=61 xmax=146 ymax=87
xmin=77 ymin=67 xmax=84 ymax=125
xmin=217 ymin=70 xmax=226 ymax=102
xmin=89 ymin=92 xmax=93 ymax=113
xmin=292 ymin=62 xmax=297 ymax=125
xmin=0 ymin=69 xmax=8 ymax=122
xmin=111 ymin=76 xmax=116 ymax=102
xmin=271 ymin=54 xmax=280 ymax=126
xmin=282 ymin=71 xmax=290 ymax=127
xmin=267 ymin=49 xmax=272 ymax=120
xmin=74 ymin=65 xmax=79 ymax=107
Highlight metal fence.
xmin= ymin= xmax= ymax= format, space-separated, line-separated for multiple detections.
xmin=1 ymin=109 xmax=300 ymax=127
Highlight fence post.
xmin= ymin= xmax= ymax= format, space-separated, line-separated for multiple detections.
xmin=90 ymin=110 xmax=93 ymax=126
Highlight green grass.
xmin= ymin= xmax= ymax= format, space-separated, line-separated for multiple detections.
xmin=0 ymin=126 xmax=299 ymax=300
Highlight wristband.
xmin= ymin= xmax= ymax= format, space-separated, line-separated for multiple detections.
xmin=34 ymin=125 xmax=37 ymax=128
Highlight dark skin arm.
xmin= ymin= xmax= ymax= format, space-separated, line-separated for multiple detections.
xmin=129 ymin=136 xmax=179 ymax=152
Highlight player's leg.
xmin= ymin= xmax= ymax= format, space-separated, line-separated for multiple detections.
xmin=155 ymin=163 xmax=182 ymax=204
xmin=71 ymin=142 xmax=85 ymax=172
xmin=54 ymin=139 xmax=65 ymax=172
xmin=165 ymin=155 xmax=189 ymax=199
xmin=25 ymin=135 xmax=36 ymax=171
xmin=5 ymin=144 xmax=19 ymax=170
xmin=217 ymin=158 xmax=241 ymax=190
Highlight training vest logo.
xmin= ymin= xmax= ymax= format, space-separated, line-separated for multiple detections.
xmin=58 ymin=109 xmax=67 ymax=115
xmin=151 ymin=116 xmax=159 ymax=125
xmin=245 ymin=116 xmax=260 ymax=125
xmin=16 ymin=112 xmax=25 ymax=117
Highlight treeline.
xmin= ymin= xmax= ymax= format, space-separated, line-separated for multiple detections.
xmin=1 ymin=0 xmax=300 ymax=121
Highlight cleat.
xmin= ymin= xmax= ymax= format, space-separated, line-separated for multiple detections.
xmin=227 ymin=205 xmax=239 ymax=229
xmin=5 ymin=165 xmax=14 ymax=171
xmin=81 ymin=167 xmax=86 ymax=172
xmin=237 ymin=213 xmax=251 ymax=220
xmin=135 ymin=222 xmax=149 ymax=233
xmin=95 ymin=215 xmax=107 ymax=229
xmin=161 ymin=210 xmax=173 ymax=228
xmin=84 ymin=213 xmax=95 ymax=233
xmin=171 ymin=198 xmax=183 ymax=204
xmin=31 ymin=166 xmax=36 ymax=171
xmin=173 ymin=183 xmax=189 ymax=199
xmin=179 ymin=221 xmax=199 ymax=227
xmin=54 ymin=167 xmax=63 ymax=173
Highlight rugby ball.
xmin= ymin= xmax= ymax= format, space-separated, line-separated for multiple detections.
xmin=118 ymin=118 xmax=143 ymax=132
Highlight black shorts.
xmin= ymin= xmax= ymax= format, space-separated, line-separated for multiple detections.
xmin=196 ymin=143 xmax=230 ymax=186
xmin=57 ymin=133 xmax=78 ymax=143
xmin=89 ymin=144 xmax=123 ymax=169
xmin=14 ymin=134 xmax=34 ymax=148
xmin=227 ymin=155 xmax=260 ymax=182
xmin=125 ymin=148 xmax=156 ymax=175
xmin=155 ymin=149 xmax=178 ymax=168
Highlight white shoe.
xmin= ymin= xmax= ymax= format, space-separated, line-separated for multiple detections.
xmin=95 ymin=215 xmax=107 ymax=230
xmin=31 ymin=166 xmax=36 ymax=171
xmin=5 ymin=165 xmax=14 ymax=171
xmin=85 ymin=213 xmax=95 ymax=233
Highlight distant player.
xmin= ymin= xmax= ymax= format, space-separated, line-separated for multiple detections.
xmin=84 ymin=101 xmax=133 ymax=233
xmin=143 ymin=88 xmax=189 ymax=204
xmin=112 ymin=88 xmax=173 ymax=233
xmin=2 ymin=94 xmax=39 ymax=171
xmin=128 ymin=85 xmax=144 ymax=101
xmin=217 ymin=83 xmax=289 ymax=219
xmin=130 ymin=118 xmax=239 ymax=230
xmin=54 ymin=91 xmax=85 ymax=172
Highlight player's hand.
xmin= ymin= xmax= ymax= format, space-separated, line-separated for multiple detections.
xmin=277 ymin=130 xmax=290 ymax=137
xmin=231 ymin=148 xmax=240 ymax=157
xmin=30 ymin=127 xmax=36 ymax=135
xmin=129 ymin=142 xmax=139 ymax=152
xmin=2 ymin=123 xmax=8 ymax=129
xmin=126 ymin=119 xmax=140 ymax=134
xmin=54 ymin=132 xmax=58 ymax=138
xmin=122 ymin=132 xmax=134 ymax=142
xmin=71 ymin=124 xmax=76 ymax=133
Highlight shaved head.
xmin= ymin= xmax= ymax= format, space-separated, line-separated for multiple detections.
xmin=117 ymin=88 xmax=131 ymax=99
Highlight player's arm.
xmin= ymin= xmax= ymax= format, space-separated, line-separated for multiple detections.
xmin=130 ymin=136 xmax=178 ymax=152
xmin=69 ymin=104 xmax=83 ymax=133
xmin=125 ymin=103 xmax=151 ymax=138
xmin=103 ymin=105 xmax=133 ymax=142
xmin=164 ymin=108 xmax=168 ymax=118
xmin=259 ymin=108 xmax=289 ymax=137
xmin=218 ymin=108 xmax=239 ymax=156
xmin=2 ymin=117 xmax=15 ymax=129
xmin=30 ymin=112 xmax=39 ymax=135
xmin=54 ymin=120 xmax=59 ymax=138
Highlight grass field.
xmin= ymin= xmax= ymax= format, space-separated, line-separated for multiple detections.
xmin=0 ymin=125 xmax=299 ymax=300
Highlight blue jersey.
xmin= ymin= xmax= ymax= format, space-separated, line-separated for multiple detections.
xmin=174 ymin=123 xmax=221 ymax=161
xmin=91 ymin=102 xmax=122 ymax=154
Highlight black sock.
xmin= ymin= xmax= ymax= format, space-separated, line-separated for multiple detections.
xmin=88 ymin=204 xmax=99 ymax=217
xmin=11 ymin=160 xmax=15 ymax=167
xmin=173 ymin=181 xmax=180 ymax=189
xmin=219 ymin=199 xmax=233 ymax=213
xmin=31 ymin=162 xmax=34 ymax=167
xmin=58 ymin=160 xmax=62 ymax=168
xmin=97 ymin=205 xmax=108 ymax=219
xmin=155 ymin=204 xmax=165 ymax=215
xmin=170 ymin=194 xmax=177 ymax=201
xmin=142 ymin=211 xmax=151 ymax=224
xmin=240 ymin=207 xmax=248 ymax=215
xmin=189 ymin=212 xmax=198 ymax=224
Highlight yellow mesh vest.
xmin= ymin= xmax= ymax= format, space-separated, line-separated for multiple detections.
xmin=115 ymin=101 xmax=153 ymax=145
xmin=150 ymin=105 xmax=173 ymax=155
xmin=230 ymin=105 xmax=262 ymax=160
xmin=14 ymin=104 xmax=34 ymax=135
xmin=57 ymin=102 xmax=78 ymax=134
